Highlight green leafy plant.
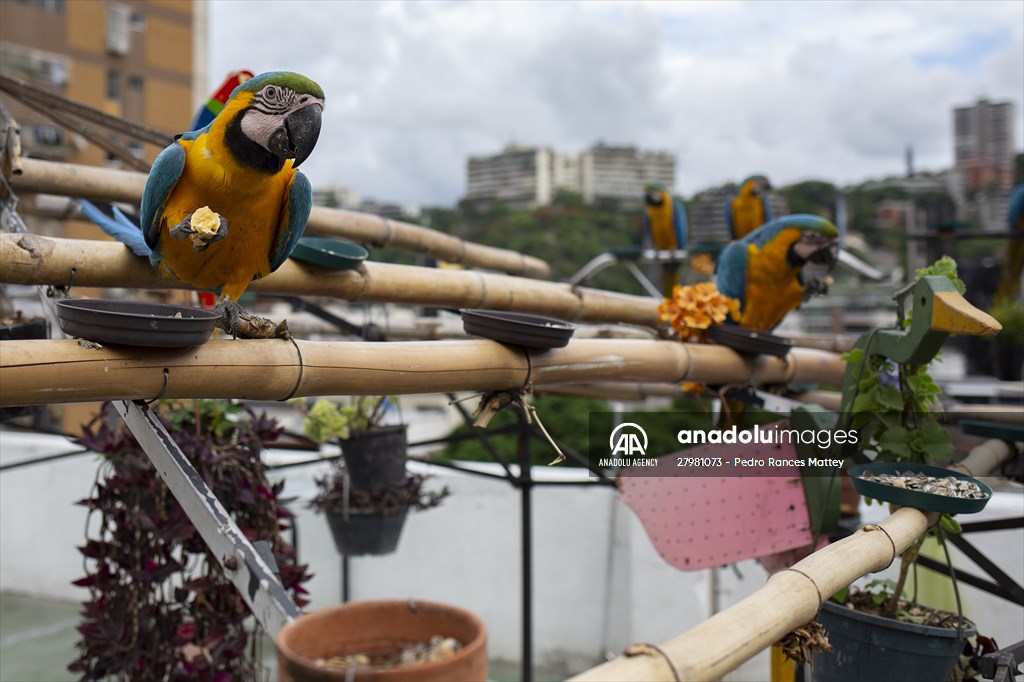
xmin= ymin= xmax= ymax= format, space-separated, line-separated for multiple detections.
xmin=294 ymin=397 xmax=450 ymax=517
xmin=70 ymin=400 xmax=311 ymax=680
xmin=296 ymin=396 xmax=393 ymax=443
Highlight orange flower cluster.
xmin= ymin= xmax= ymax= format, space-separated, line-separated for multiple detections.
xmin=690 ymin=253 xmax=716 ymax=275
xmin=658 ymin=282 xmax=739 ymax=342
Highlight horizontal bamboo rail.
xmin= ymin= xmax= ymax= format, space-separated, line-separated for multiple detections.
xmin=0 ymin=338 xmax=846 ymax=407
xmin=571 ymin=439 xmax=1014 ymax=682
xmin=0 ymin=234 xmax=654 ymax=327
xmin=9 ymin=158 xmax=550 ymax=278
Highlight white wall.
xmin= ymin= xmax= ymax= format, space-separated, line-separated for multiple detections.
xmin=4 ymin=429 xmax=1021 ymax=679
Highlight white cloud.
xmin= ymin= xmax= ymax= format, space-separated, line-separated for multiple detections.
xmin=207 ymin=0 xmax=1024 ymax=205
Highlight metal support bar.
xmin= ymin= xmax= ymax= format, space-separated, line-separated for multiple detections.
xmin=947 ymin=533 xmax=1024 ymax=604
xmin=517 ymin=408 xmax=534 ymax=682
xmin=915 ymin=555 xmax=1021 ymax=604
xmin=114 ymin=400 xmax=302 ymax=638
xmin=959 ymin=517 xmax=1024 ymax=533
xmin=981 ymin=639 xmax=1023 ymax=682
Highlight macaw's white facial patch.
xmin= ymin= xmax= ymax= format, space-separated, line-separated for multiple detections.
xmin=239 ymin=108 xmax=285 ymax=153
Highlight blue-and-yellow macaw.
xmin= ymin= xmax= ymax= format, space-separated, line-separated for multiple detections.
xmin=716 ymin=214 xmax=838 ymax=331
xmin=643 ymin=182 xmax=688 ymax=296
xmin=995 ymin=184 xmax=1024 ymax=305
xmin=82 ymin=71 xmax=324 ymax=337
xmin=725 ymin=174 xmax=773 ymax=240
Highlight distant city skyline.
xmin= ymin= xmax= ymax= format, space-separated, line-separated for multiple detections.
xmin=209 ymin=1 xmax=1024 ymax=207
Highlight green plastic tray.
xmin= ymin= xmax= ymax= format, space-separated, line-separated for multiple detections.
xmin=291 ymin=237 xmax=369 ymax=270
xmin=849 ymin=462 xmax=992 ymax=514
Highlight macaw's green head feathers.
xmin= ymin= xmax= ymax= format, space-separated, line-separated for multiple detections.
xmin=225 ymin=71 xmax=325 ymax=172
xmin=740 ymin=174 xmax=771 ymax=195
xmin=644 ymin=180 xmax=668 ymax=206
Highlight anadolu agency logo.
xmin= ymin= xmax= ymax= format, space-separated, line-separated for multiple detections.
xmin=600 ymin=423 xmax=658 ymax=467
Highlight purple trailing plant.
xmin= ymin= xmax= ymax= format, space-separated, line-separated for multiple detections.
xmin=68 ymin=400 xmax=312 ymax=681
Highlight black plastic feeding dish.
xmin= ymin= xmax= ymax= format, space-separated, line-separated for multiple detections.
xmin=56 ymin=299 xmax=219 ymax=348
xmin=849 ymin=462 xmax=993 ymax=515
xmin=290 ymin=236 xmax=369 ymax=270
xmin=460 ymin=309 xmax=575 ymax=350
xmin=707 ymin=324 xmax=794 ymax=358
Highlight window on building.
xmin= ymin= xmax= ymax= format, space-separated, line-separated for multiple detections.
xmin=33 ymin=124 xmax=64 ymax=146
xmin=106 ymin=3 xmax=130 ymax=55
xmin=36 ymin=0 xmax=65 ymax=13
xmin=129 ymin=12 xmax=146 ymax=31
xmin=127 ymin=76 xmax=144 ymax=92
xmin=106 ymin=70 xmax=121 ymax=100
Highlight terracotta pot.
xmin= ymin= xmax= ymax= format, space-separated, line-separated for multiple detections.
xmin=277 ymin=600 xmax=488 ymax=682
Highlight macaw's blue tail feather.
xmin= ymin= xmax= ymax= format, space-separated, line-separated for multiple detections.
xmin=77 ymin=199 xmax=151 ymax=257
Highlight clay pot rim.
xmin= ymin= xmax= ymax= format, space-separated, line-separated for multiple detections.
xmin=276 ymin=599 xmax=488 ymax=678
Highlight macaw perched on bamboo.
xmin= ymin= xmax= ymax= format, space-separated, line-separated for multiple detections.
xmin=81 ymin=71 xmax=324 ymax=338
xmin=716 ymin=214 xmax=839 ymax=331
xmin=994 ymin=184 xmax=1024 ymax=305
xmin=725 ymin=174 xmax=773 ymax=240
xmin=643 ymin=182 xmax=688 ymax=296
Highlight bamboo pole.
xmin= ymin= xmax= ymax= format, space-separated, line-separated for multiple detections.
xmin=0 ymin=338 xmax=846 ymax=407
xmin=571 ymin=507 xmax=934 ymax=682
xmin=0 ymin=234 xmax=654 ymax=327
xmin=9 ymin=158 xmax=550 ymax=278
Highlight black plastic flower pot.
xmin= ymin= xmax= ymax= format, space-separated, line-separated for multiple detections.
xmin=325 ymin=508 xmax=409 ymax=556
xmin=340 ymin=425 xmax=408 ymax=492
xmin=812 ymin=600 xmax=975 ymax=682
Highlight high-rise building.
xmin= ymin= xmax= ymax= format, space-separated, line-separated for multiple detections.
xmin=466 ymin=145 xmax=580 ymax=209
xmin=953 ymin=98 xmax=1016 ymax=192
xmin=0 ymin=0 xmax=202 ymax=169
xmin=465 ymin=142 xmax=674 ymax=209
xmin=578 ymin=143 xmax=674 ymax=207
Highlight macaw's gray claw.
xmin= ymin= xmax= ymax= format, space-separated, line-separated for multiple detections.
xmin=214 ymin=299 xmax=291 ymax=340
xmin=169 ymin=213 xmax=228 ymax=252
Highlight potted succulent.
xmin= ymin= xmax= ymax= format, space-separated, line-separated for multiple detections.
xmin=811 ymin=258 xmax=988 ymax=681
xmin=297 ymin=397 xmax=449 ymax=556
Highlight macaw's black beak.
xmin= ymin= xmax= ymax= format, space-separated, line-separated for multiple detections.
xmin=809 ymin=242 xmax=839 ymax=268
xmin=280 ymin=104 xmax=322 ymax=168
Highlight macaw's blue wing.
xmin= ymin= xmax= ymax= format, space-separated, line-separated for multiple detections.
xmin=715 ymin=240 xmax=748 ymax=313
xmin=140 ymin=141 xmax=187 ymax=255
xmin=270 ymin=171 xmax=312 ymax=271
xmin=77 ymin=199 xmax=151 ymax=257
xmin=674 ymin=199 xmax=688 ymax=248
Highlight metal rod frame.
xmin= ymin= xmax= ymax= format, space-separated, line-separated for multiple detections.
xmin=114 ymin=399 xmax=302 ymax=638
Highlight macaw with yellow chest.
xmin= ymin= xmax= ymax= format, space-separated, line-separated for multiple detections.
xmin=82 ymin=71 xmax=324 ymax=337
xmin=725 ymin=174 xmax=773 ymax=240
xmin=643 ymin=182 xmax=688 ymax=296
xmin=716 ymin=214 xmax=839 ymax=331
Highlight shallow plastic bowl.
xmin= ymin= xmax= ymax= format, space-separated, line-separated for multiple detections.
xmin=460 ymin=309 xmax=575 ymax=350
xmin=56 ymin=299 xmax=219 ymax=348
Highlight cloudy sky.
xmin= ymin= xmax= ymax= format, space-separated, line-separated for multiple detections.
xmin=208 ymin=0 xmax=1024 ymax=207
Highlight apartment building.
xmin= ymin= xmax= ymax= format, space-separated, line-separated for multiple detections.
xmin=0 ymin=0 xmax=201 ymax=169
xmin=466 ymin=142 xmax=675 ymax=209
xmin=953 ymin=98 xmax=1016 ymax=192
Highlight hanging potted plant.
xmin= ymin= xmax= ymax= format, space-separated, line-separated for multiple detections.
xmin=810 ymin=257 xmax=993 ymax=681
xmin=297 ymin=397 xmax=450 ymax=556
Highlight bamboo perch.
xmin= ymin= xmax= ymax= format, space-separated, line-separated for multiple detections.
xmin=0 ymin=338 xmax=846 ymax=407
xmin=572 ymin=507 xmax=936 ymax=682
xmin=0 ymin=234 xmax=653 ymax=327
xmin=571 ymin=439 xmax=1014 ymax=682
xmin=9 ymin=158 xmax=550 ymax=278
